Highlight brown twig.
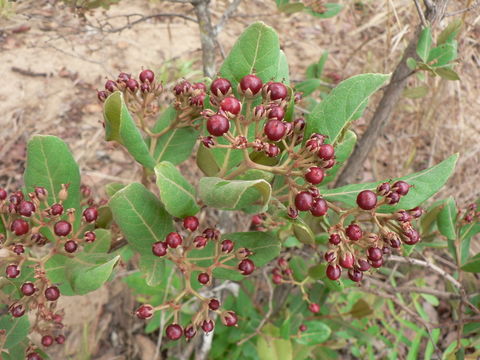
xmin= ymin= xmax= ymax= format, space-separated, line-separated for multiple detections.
xmin=11 ymin=67 xmax=48 ymax=77
xmin=445 ymin=1 xmax=479 ymax=16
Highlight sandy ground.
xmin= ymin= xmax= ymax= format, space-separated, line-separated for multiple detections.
xmin=1 ymin=0 xmax=479 ymax=358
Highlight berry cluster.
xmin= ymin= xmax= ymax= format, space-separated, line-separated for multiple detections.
xmin=323 ymin=181 xmax=423 ymax=282
xmin=135 ymin=216 xmax=255 ymax=341
xmin=0 ymin=185 xmax=99 ymax=359
xmin=462 ymin=203 xmax=479 ymax=223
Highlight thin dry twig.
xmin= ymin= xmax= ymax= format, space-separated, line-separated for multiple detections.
xmin=413 ymin=0 xmax=428 ymax=26
xmin=445 ymin=1 xmax=479 ymax=16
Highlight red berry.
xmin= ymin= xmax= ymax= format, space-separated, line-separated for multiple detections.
xmin=10 ymin=219 xmax=29 ymax=236
xmin=201 ymin=136 xmax=215 ymax=148
xmin=326 ymin=264 xmax=342 ymax=280
xmin=324 ymin=251 xmax=336 ymax=263
xmin=265 ymin=143 xmax=280 ymax=157
xmin=6 ymin=264 xmax=20 ymax=278
xmin=318 ymin=144 xmax=335 ymax=160
xmin=45 ymin=286 xmax=60 ymax=301
xmin=140 ymin=83 xmax=150 ymax=93
xmin=393 ymin=181 xmax=410 ymax=196
xmin=220 ymin=96 xmax=242 ymax=115
xmin=294 ymin=117 xmax=306 ymax=131
xmin=136 ymin=304 xmax=154 ymax=319
xmin=166 ymin=324 xmax=183 ymax=341
xmin=356 ymin=190 xmax=377 ymax=210
xmin=21 ymin=282 xmax=36 ymax=296
xmin=18 ymin=200 xmax=35 ymax=217
xmin=267 ymin=82 xmax=288 ymax=101
xmin=83 ymin=207 xmax=98 ymax=223
xmin=55 ymin=335 xmax=66 ymax=344
xmin=54 ymin=221 xmax=72 ymax=237
xmin=12 ymin=244 xmax=24 ymax=255
xmin=357 ymin=259 xmax=371 ymax=272
xmin=222 ymin=311 xmax=238 ymax=326
xmin=367 ymin=247 xmax=382 ymax=261
xmin=126 ymin=78 xmax=139 ymax=91
xmin=166 ymin=232 xmax=182 ymax=248
xmin=198 ymin=272 xmax=210 ymax=285
xmin=193 ymin=82 xmax=206 ymax=91
xmin=105 ymin=80 xmax=116 ymax=92
xmin=10 ymin=304 xmax=25 ymax=318
xmin=203 ymin=228 xmax=218 ymax=239
xmin=117 ymin=72 xmax=131 ymax=83
xmin=251 ymin=215 xmax=263 ymax=226
xmin=193 ymin=236 xmax=208 ymax=249
xmin=272 ymin=274 xmax=283 ymax=284
xmin=409 ymin=206 xmax=424 ymax=218
xmin=395 ymin=210 xmax=412 ymax=222
xmin=377 ymin=182 xmax=391 ymax=196
xmin=339 ymin=252 xmax=355 ymax=269
xmin=348 ymin=268 xmax=363 ymax=282
xmin=305 ymin=167 xmax=325 ymax=185
xmin=238 ymin=259 xmax=255 ymax=275
xmin=310 ymin=198 xmax=328 ymax=217
xmin=207 ymin=114 xmax=230 ymax=136
xmin=64 ymin=240 xmax=78 ymax=253
xmin=299 ymin=324 xmax=308 ymax=332
xmin=386 ymin=192 xmax=400 ymax=204
xmin=184 ymin=325 xmax=196 ymax=339
xmin=370 ymin=258 xmax=383 ymax=268
xmin=329 ymin=234 xmax=341 ymax=245
xmin=264 ymin=120 xmax=287 ymax=141
xmin=183 ymin=216 xmax=199 ymax=231
xmin=152 ymin=241 xmax=168 ymax=257
xmin=240 ymin=74 xmax=263 ymax=95
xmin=41 ymin=335 xmax=54 ymax=347
xmin=173 ymin=80 xmax=191 ymax=95
xmin=267 ymin=105 xmax=285 ymax=120
xmin=50 ymin=203 xmax=64 ymax=216
xmin=308 ymin=303 xmax=320 ymax=313
xmin=295 ymin=191 xmax=314 ymax=211
xmin=287 ymin=206 xmax=298 ymax=219
xmin=221 ymin=239 xmax=234 ymax=253
xmin=139 ymin=69 xmax=155 ymax=83
xmin=210 ymin=78 xmax=231 ymax=96
xmin=209 ymin=299 xmax=220 ymax=310
xmin=201 ymin=319 xmax=214 ymax=333
xmin=345 ymin=224 xmax=362 ymax=241
xmin=403 ymin=228 xmax=420 ymax=245
xmin=0 ymin=188 xmax=7 ymax=200
xmin=84 ymin=231 xmax=96 ymax=243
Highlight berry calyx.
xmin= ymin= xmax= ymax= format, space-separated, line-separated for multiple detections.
xmin=295 ymin=191 xmax=314 ymax=211
xmin=220 ymin=96 xmax=242 ymax=115
xmin=305 ymin=167 xmax=325 ymax=185
xmin=393 ymin=181 xmax=410 ymax=196
xmin=193 ymin=236 xmax=208 ymax=249
xmin=222 ymin=311 xmax=238 ymax=327
xmin=139 ymin=69 xmax=155 ymax=83
xmin=136 ymin=304 xmax=154 ymax=319
xmin=267 ymin=82 xmax=288 ymax=101
xmin=310 ymin=198 xmax=328 ymax=217
xmin=240 ymin=74 xmax=263 ymax=95
xmin=44 ymin=286 xmax=60 ymax=301
xmin=64 ymin=240 xmax=78 ymax=253
xmin=166 ymin=324 xmax=183 ymax=341
xmin=184 ymin=325 xmax=196 ymax=340
xmin=84 ymin=231 xmax=96 ymax=243
xmin=209 ymin=299 xmax=220 ymax=310
xmin=18 ymin=200 xmax=35 ymax=217
xmin=345 ymin=224 xmax=362 ymax=241
xmin=356 ymin=190 xmax=377 ymax=210
xmin=210 ymin=78 xmax=231 ymax=96
xmin=324 ymin=251 xmax=336 ymax=263
xmin=41 ymin=335 xmax=54 ymax=347
xmin=377 ymin=182 xmax=391 ymax=196
xmin=10 ymin=304 xmax=25 ymax=317
xmin=318 ymin=144 xmax=335 ymax=161
xmin=308 ymin=303 xmax=320 ymax=314
xmin=83 ymin=207 xmax=98 ymax=223
xmin=207 ymin=114 xmax=230 ymax=136
xmin=10 ymin=219 xmax=29 ymax=236
xmin=6 ymin=264 xmax=20 ymax=278
xmin=198 ymin=272 xmax=210 ymax=285
xmin=166 ymin=232 xmax=183 ymax=248
xmin=238 ymin=259 xmax=255 ymax=275
xmin=12 ymin=244 xmax=24 ymax=255
xmin=221 ymin=239 xmax=234 ymax=253
xmin=183 ymin=216 xmax=199 ymax=231
xmin=54 ymin=221 xmax=72 ymax=237
xmin=152 ymin=241 xmax=168 ymax=257
xmin=21 ymin=282 xmax=36 ymax=296
xmin=326 ymin=264 xmax=342 ymax=280
xmin=201 ymin=319 xmax=214 ymax=333
xmin=264 ymin=120 xmax=287 ymax=141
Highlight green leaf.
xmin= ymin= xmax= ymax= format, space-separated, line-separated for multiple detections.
xmin=461 ymin=253 xmax=480 ymax=273
xmin=198 ymin=177 xmax=271 ymax=213
xmin=154 ymin=161 xmax=199 ymax=217
xmin=427 ymin=42 xmax=457 ymax=67
xmin=196 ymin=144 xmax=221 ymax=176
xmin=306 ymin=51 xmax=329 ymax=79
xmin=105 ymin=182 xmax=125 ymax=198
xmin=103 ymin=91 xmax=155 ymax=169
xmin=437 ymin=197 xmax=457 ymax=240
xmin=257 ymin=335 xmax=293 ymax=360
xmin=295 ymin=79 xmax=322 ymax=96
xmin=416 ymin=27 xmax=432 ymax=62
xmin=277 ymin=50 xmax=290 ymax=84
xmin=295 ymin=321 xmax=331 ymax=345
xmin=460 ymin=223 xmax=480 ymax=264
xmin=278 ymin=3 xmax=305 ymax=14
xmin=150 ymin=107 xmax=197 ymax=165
xmin=192 ymin=232 xmax=281 ymax=281
xmin=305 ymin=74 xmax=390 ymax=144
xmin=45 ymin=229 xmax=119 ymax=295
xmin=24 ymin=135 xmax=81 ymax=211
xmin=308 ymin=263 xmax=345 ymax=291
xmin=435 ymin=68 xmax=460 ymax=81
xmin=406 ymin=57 xmax=417 ymax=70
xmin=438 ymin=19 xmax=462 ymax=45
xmin=322 ymin=154 xmax=458 ymax=210
xmin=0 ymin=315 xmax=29 ymax=349
xmin=403 ymin=86 xmax=429 ymax=99
xmin=109 ymin=183 xmax=174 ymax=285
xmin=220 ymin=22 xmax=284 ymax=93
xmin=322 ymin=130 xmax=356 ymax=184
xmin=306 ymin=3 xmax=343 ymax=18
